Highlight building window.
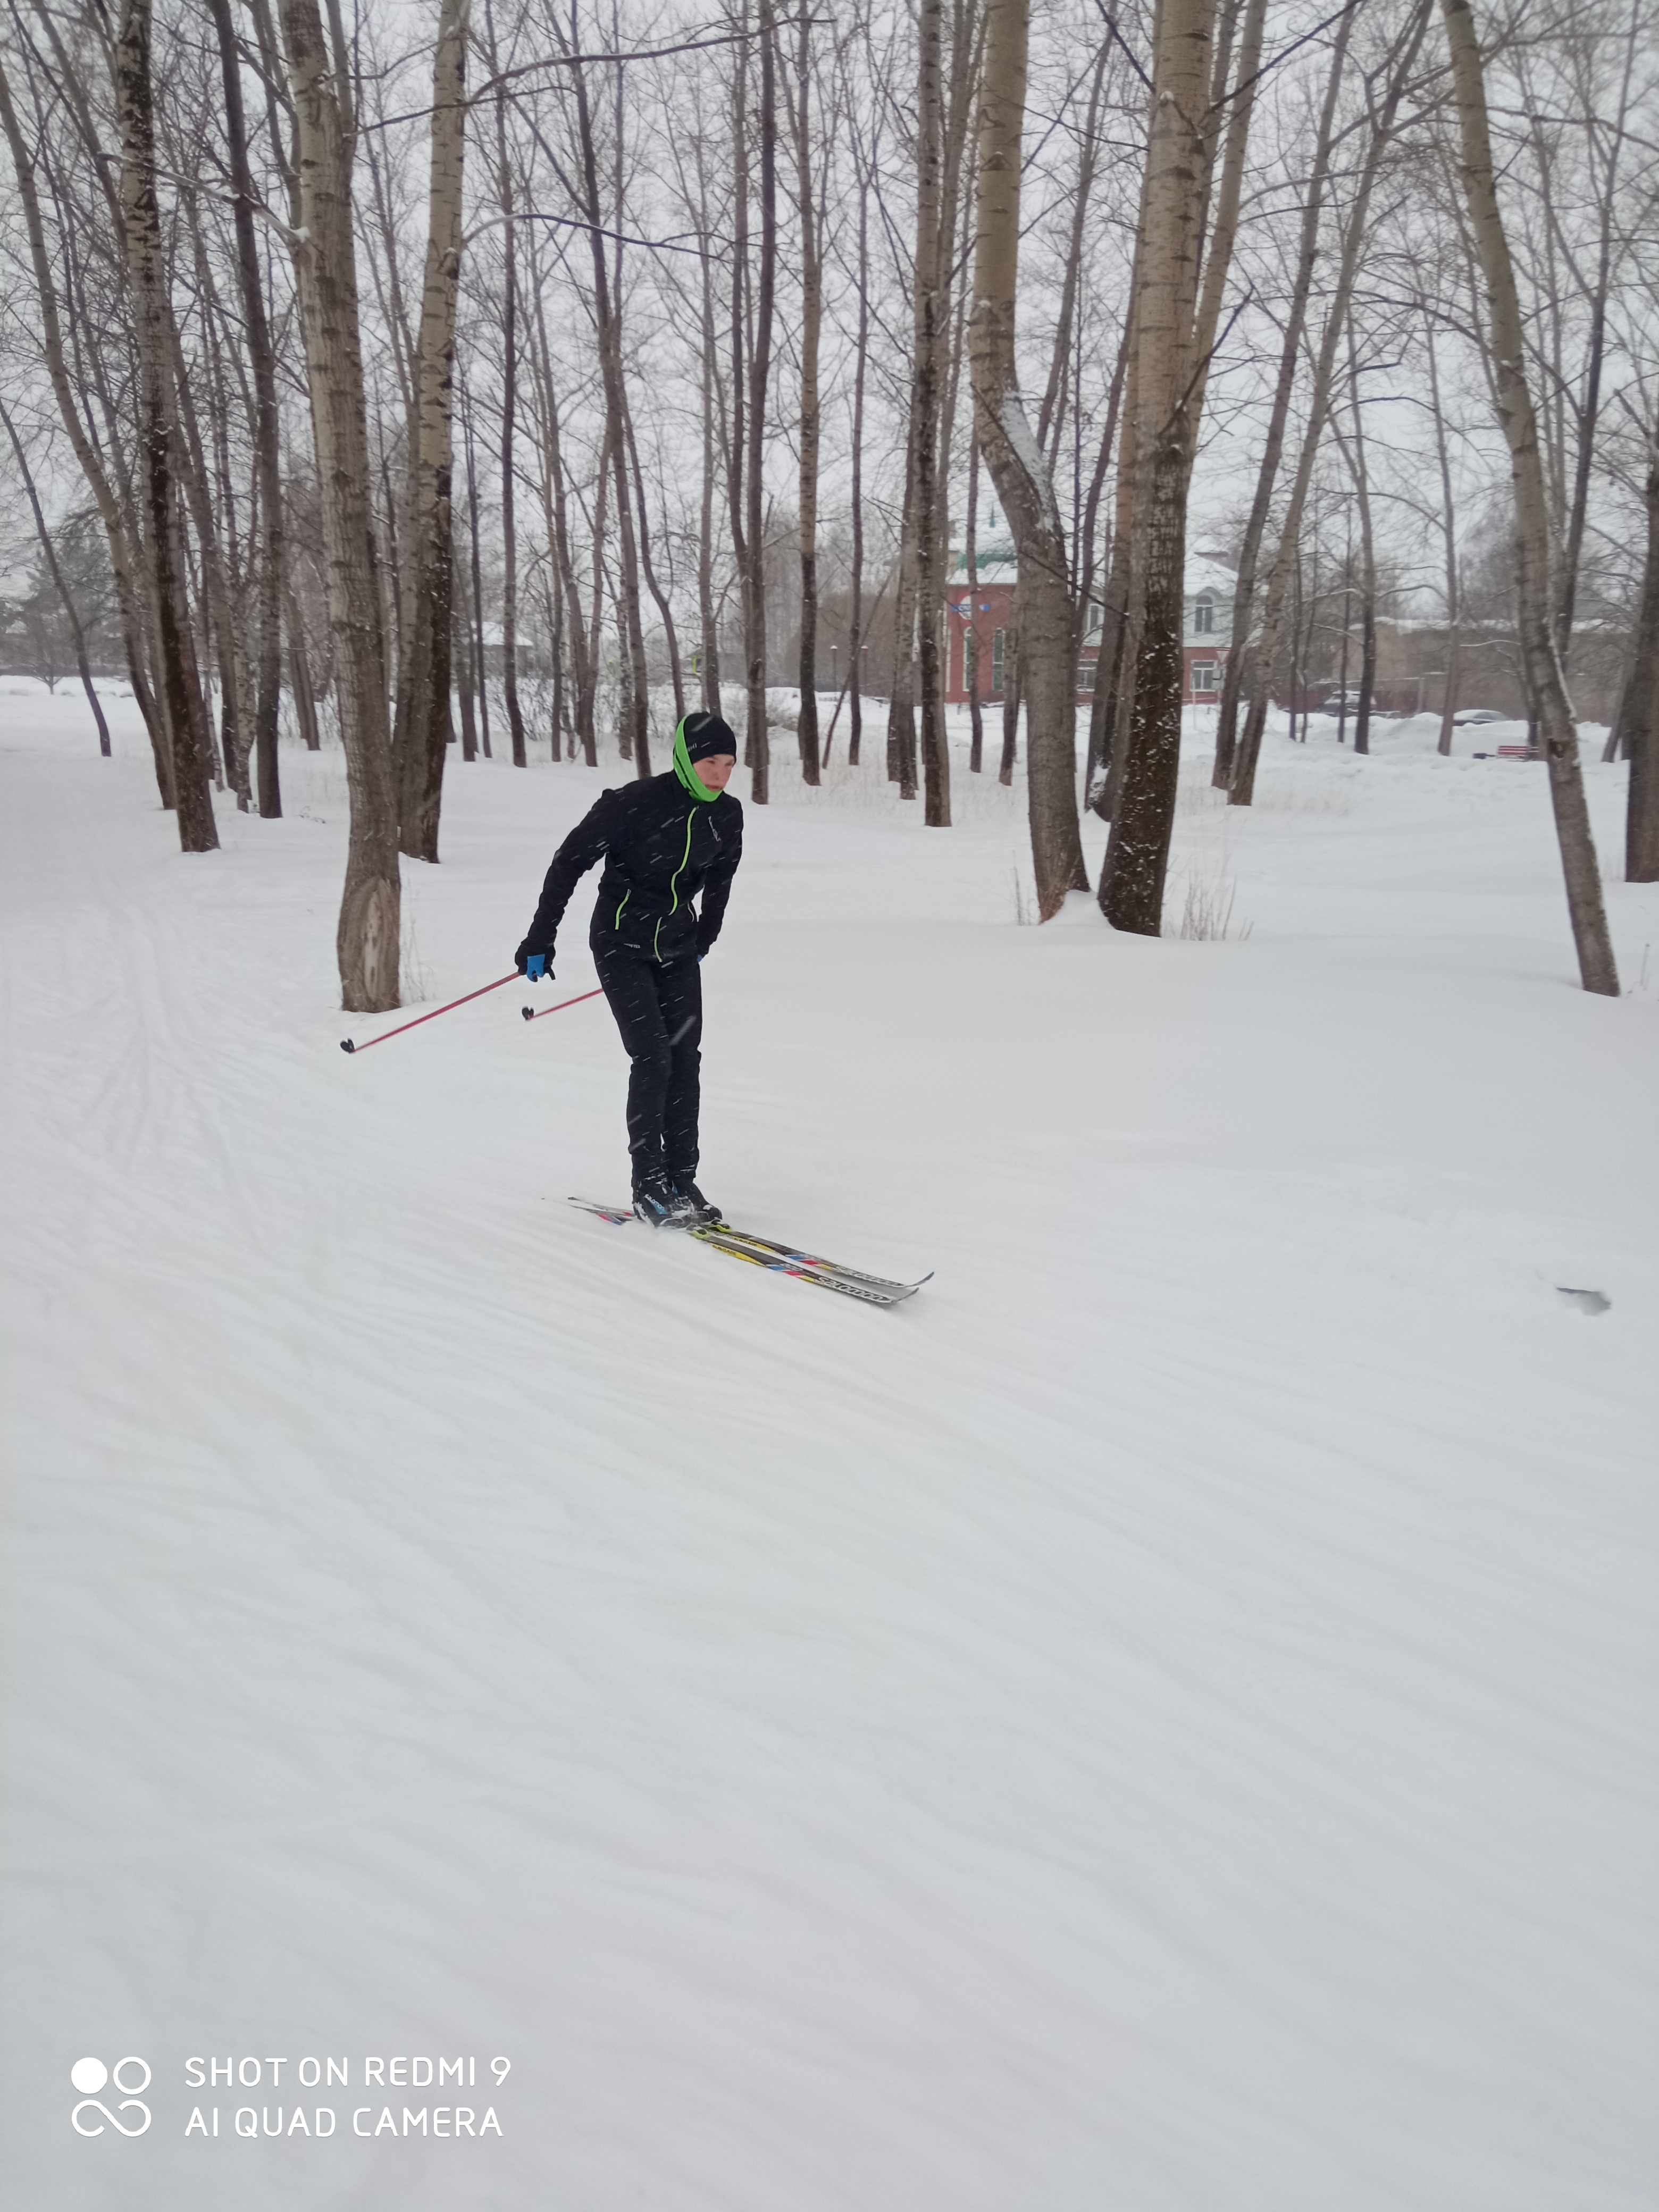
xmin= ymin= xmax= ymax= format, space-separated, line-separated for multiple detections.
xmin=992 ymin=627 xmax=1006 ymax=696
xmin=1193 ymin=596 xmax=1214 ymax=634
xmin=1191 ymin=660 xmax=1218 ymax=694
xmin=1084 ymin=600 xmax=1103 ymax=642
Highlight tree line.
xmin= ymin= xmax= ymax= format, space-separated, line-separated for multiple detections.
xmin=0 ymin=0 xmax=1653 ymax=1007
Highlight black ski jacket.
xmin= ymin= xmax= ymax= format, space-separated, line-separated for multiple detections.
xmin=519 ymin=772 xmax=743 ymax=967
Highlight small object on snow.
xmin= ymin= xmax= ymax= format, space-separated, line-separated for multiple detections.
xmin=567 ymin=1197 xmax=929 ymax=1306
xmin=339 ymin=973 xmax=517 ymax=1055
xmin=1556 ymin=1286 xmax=1610 ymax=1316
xmin=521 ymin=985 xmax=607 ymax=1023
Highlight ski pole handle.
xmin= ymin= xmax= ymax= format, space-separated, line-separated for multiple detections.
xmin=521 ymin=986 xmax=606 ymax=1023
xmin=341 ymin=973 xmax=517 ymax=1054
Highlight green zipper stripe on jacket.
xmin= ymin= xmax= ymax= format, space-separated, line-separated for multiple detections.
xmin=669 ymin=811 xmax=696 ymax=914
xmin=653 ymin=808 xmax=698 ymax=961
xmin=614 ymin=889 xmax=630 ymax=929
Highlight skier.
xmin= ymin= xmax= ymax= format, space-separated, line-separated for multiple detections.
xmin=516 ymin=711 xmax=743 ymax=1227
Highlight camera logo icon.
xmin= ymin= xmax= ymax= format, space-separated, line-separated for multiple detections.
xmin=71 ymin=2057 xmax=152 ymax=2136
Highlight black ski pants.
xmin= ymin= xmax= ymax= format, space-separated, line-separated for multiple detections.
xmin=593 ymin=945 xmax=702 ymax=1184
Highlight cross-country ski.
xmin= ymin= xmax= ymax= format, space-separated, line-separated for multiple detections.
xmin=567 ymin=1197 xmax=930 ymax=1304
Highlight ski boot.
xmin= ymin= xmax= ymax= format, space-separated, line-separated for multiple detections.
xmin=670 ymin=1175 xmax=722 ymax=1227
xmin=633 ymin=1174 xmax=696 ymax=1228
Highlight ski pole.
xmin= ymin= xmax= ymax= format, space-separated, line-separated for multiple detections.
xmin=340 ymin=973 xmax=517 ymax=1054
xmin=521 ymin=986 xmax=606 ymax=1022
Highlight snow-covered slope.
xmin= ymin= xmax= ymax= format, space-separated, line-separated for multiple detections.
xmin=3 ymin=691 xmax=1655 ymax=2211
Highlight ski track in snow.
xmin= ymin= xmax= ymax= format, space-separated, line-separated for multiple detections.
xmin=3 ymin=692 xmax=1656 ymax=2211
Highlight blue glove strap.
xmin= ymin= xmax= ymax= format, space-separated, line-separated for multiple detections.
xmin=526 ymin=954 xmax=546 ymax=981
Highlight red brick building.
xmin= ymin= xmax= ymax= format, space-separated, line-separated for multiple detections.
xmin=942 ymin=544 xmax=1236 ymax=707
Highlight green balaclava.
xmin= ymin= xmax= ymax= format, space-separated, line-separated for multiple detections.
xmin=672 ymin=711 xmax=738 ymax=801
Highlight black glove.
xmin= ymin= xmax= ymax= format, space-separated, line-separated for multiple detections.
xmin=515 ymin=939 xmax=552 ymax=979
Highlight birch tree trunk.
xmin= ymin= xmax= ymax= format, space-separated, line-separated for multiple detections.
xmin=1079 ymin=322 xmax=1129 ymax=801
xmin=744 ymin=0 xmax=777 ymax=803
xmin=1087 ymin=86 xmax=1154 ymax=823
xmin=1425 ymin=322 xmax=1463 ymax=756
xmin=966 ymin=433 xmax=984 ymax=770
xmin=1097 ymin=0 xmax=1217 ymax=934
xmin=696 ymin=200 xmax=723 ymax=711
xmin=970 ymin=0 xmax=1084 ymax=916
xmin=886 ymin=493 xmax=919 ymax=796
xmin=848 ymin=135 xmax=870 ymax=767
xmin=792 ymin=12 xmax=823 ymax=784
xmin=913 ymin=0 xmax=951 ymax=825
xmin=462 ymin=379 xmax=492 ymax=757
xmin=727 ymin=28 xmax=750 ymax=753
xmin=277 ymin=0 xmax=401 ymax=1009
xmin=1342 ymin=322 xmax=1377 ymax=756
xmin=392 ymin=0 xmax=468 ymax=858
xmin=205 ymin=0 xmax=283 ymax=818
xmin=490 ymin=33 xmax=528 ymax=772
xmin=1440 ymin=0 xmax=1619 ymax=991
xmin=114 ymin=0 xmax=219 ymax=853
xmin=1622 ymin=409 xmax=1659 ymax=881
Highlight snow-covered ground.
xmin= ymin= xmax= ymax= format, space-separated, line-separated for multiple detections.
xmin=3 ymin=685 xmax=1656 ymax=2211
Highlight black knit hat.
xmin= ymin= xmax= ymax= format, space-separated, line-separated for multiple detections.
xmin=680 ymin=710 xmax=738 ymax=762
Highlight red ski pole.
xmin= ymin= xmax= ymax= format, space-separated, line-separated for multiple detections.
xmin=521 ymin=986 xmax=606 ymax=1022
xmin=340 ymin=973 xmax=517 ymax=1053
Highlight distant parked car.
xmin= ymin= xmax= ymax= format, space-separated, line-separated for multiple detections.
xmin=1317 ymin=689 xmax=1364 ymax=710
xmin=1452 ymin=707 xmax=1508 ymax=726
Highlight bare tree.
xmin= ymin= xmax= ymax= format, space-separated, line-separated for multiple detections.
xmin=744 ymin=0 xmax=777 ymax=801
xmin=490 ymin=31 xmax=529 ymax=770
xmin=1423 ymin=318 xmax=1463 ymax=755
xmin=791 ymin=10 xmax=823 ymax=783
xmin=1439 ymin=0 xmax=1618 ymax=993
xmin=115 ymin=0 xmax=219 ymax=852
xmin=205 ymin=0 xmax=283 ymax=818
xmin=1097 ymin=0 xmax=1218 ymax=934
xmin=1623 ymin=404 xmax=1659 ymax=879
xmin=965 ymin=430 xmax=985 ymax=769
xmin=277 ymin=0 xmax=401 ymax=1008
xmin=970 ymin=0 xmax=1085 ymax=917
xmin=392 ymin=0 xmax=470 ymax=858
xmin=911 ymin=0 xmax=951 ymax=825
